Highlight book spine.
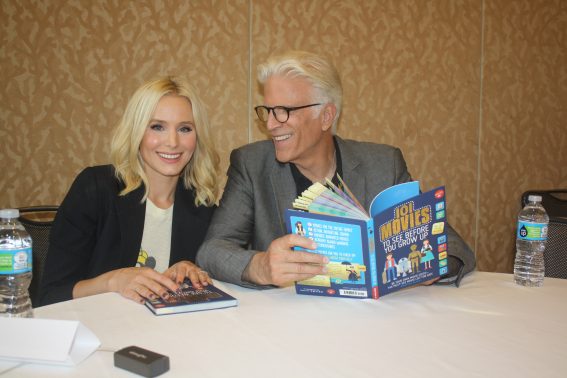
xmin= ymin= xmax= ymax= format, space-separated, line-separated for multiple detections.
xmin=367 ymin=219 xmax=379 ymax=299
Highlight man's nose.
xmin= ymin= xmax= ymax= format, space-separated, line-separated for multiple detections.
xmin=266 ymin=110 xmax=282 ymax=130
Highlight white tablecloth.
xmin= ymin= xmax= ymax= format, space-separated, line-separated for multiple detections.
xmin=1 ymin=271 xmax=566 ymax=377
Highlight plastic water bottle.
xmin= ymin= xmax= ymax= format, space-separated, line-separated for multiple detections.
xmin=0 ymin=209 xmax=33 ymax=317
xmin=513 ymin=195 xmax=548 ymax=287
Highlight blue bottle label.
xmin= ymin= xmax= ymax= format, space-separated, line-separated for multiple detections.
xmin=0 ymin=247 xmax=32 ymax=274
xmin=517 ymin=221 xmax=548 ymax=241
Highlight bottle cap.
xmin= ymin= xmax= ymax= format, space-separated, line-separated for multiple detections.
xmin=0 ymin=209 xmax=19 ymax=219
xmin=527 ymin=195 xmax=542 ymax=203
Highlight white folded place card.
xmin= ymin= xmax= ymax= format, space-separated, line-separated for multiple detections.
xmin=0 ymin=317 xmax=100 ymax=366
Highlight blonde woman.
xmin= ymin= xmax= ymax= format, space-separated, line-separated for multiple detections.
xmin=40 ymin=76 xmax=220 ymax=306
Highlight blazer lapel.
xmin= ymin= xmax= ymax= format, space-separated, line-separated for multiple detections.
xmin=270 ymin=161 xmax=297 ymax=234
xmin=169 ymin=181 xmax=199 ymax=264
xmin=336 ymin=136 xmax=368 ymax=211
xmin=116 ymin=185 xmax=145 ymax=267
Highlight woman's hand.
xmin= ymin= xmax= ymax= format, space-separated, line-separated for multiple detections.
xmin=164 ymin=260 xmax=212 ymax=289
xmin=106 ymin=267 xmax=180 ymax=304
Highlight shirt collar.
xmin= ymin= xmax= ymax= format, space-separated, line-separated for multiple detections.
xmin=289 ymin=136 xmax=343 ymax=196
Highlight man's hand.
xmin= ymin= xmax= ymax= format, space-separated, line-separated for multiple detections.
xmin=422 ymin=277 xmax=440 ymax=286
xmin=243 ymin=234 xmax=329 ymax=286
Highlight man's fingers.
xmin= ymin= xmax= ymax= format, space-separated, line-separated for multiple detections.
xmin=281 ymin=233 xmax=317 ymax=250
xmin=422 ymin=277 xmax=440 ymax=286
xmin=293 ymin=260 xmax=328 ymax=275
xmin=260 ymin=235 xmax=331 ymax=287
xmin=272 ymin=235 xmax=327 ymax=264
xmin=293 ymin=250 xmax=329 ymax=264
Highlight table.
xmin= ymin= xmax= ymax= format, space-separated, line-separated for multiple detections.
xmin=1 ymin=272 xmax=566 ymax=377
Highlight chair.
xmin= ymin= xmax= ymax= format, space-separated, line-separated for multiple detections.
xmin=18 ymin=206 xmax=58 ymax=307
xmin=521 ymin=190 xmax=567 ymax=279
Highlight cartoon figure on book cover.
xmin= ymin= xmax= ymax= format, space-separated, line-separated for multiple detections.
xmin=408 ymin=244 xmax=421 ymax=273
xmin=345 ymin=264 xmax=361 ymax=282
xmin=327 ymin=261 xmax=364 ymax=284
xmin=294 ymin=221 xmax=306 ymax=236
xmin=396 ymin=257 xmax=412 ymax=277
xmin=420 ymin=239 xmax=434 ymax=270
xmin=384 ymin=253 xmax=397 ymax=282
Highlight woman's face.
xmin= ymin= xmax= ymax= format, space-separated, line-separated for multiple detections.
xmin=139 ymin=94 xmax=197 ymax=184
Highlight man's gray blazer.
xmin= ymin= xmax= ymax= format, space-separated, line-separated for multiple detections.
xmin=197 ymin=136 xmax=475 ymax=287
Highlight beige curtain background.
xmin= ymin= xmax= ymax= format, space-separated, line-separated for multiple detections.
xmin=1 ymin=0 xmax=566 ymax=273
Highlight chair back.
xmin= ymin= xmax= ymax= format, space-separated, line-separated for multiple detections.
xmin=18 ymin=206 xmax=58 ymax=307
xmin=522 ymin=190 xmax=567 ymax=279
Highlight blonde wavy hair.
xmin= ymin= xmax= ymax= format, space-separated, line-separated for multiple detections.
xmin=110 ymin=76 xmax=220 ymax=206
xmin=257 ymin=50 xmax=343 ymax=133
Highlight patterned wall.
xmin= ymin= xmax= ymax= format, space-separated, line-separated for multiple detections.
xmin=0 ymin=0 xmax=250 ymax=205
xmin=1 ymin=0 xmax=565 ymax=273
xmin=479 ymin=0 xmax=567 ymax=271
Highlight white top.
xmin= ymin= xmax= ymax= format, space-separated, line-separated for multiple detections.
xmin=137 ymin=199 xmax=173 ymax=273
xmin=14 ymin=272 xmax=567 ymax=378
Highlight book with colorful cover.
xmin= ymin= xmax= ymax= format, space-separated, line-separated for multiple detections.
xmin=145 ymin=279 xmax=238 ymax=315
xmin=285 ymin=179 xmax=448 ymax=299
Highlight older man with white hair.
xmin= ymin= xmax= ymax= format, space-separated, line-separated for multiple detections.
xmin=197 ymin=50 xmax=475 ymax=288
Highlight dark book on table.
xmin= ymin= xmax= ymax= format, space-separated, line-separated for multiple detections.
xmin=145 ymin=279 xmax=238 ymax=315
xmin=285 ymin=178 xmax=448 ymax=299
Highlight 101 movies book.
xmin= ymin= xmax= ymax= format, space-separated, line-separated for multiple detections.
xmin=285 ymin=179 xmax=448 ymax=299
xmin=145 ymin=279 xmax=238 ymax=315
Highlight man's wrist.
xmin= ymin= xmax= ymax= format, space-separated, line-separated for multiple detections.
xmin=242 ymin=252 xmax=268 ymax=286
